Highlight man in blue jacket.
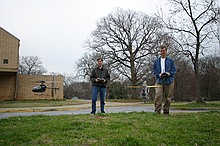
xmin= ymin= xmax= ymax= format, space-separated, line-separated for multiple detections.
xmin=153 ymin=46 xmax=176 ymax=115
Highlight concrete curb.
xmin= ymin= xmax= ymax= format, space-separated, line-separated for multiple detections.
xmin=0 ymin=102 xmax=145 ymax=113
xmin=0 ymin=107 xmax=88 ymax=113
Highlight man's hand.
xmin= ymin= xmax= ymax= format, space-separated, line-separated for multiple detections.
xmin=165 ymin=72 xmax=170 ymax=76
xmin=101 ymin=79 xmax=105 ymax=83
xmin=96 ymin=78 xmax=105 ymax=83
xmin=160 ymin=72 xmax=170 ymax=78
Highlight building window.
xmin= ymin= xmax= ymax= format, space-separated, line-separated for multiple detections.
xmin=3 ymin=59 xmax=8 ymax=64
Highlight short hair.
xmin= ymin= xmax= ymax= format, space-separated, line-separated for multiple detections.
xmin=160 ymin=46 xmax=167 ymax=50
xmin=97 ymin=57 xmax=103 ymax=61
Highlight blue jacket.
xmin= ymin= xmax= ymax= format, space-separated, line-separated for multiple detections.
xmin=153 ymin=57 xmax=176 ymax=85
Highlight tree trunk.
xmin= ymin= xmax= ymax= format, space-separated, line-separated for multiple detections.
xmin=130 ymin=52 xmax=138 ymax=99
xmin=194 ymin=57 xmax=204 ymax=103
xmin=130 ymin=75 xmax=138 ymax=99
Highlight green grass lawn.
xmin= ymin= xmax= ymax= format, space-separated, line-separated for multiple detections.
xmin=0 ymin=111 xmax=219 ymax=145
xmin=170 ymin=101 xmax=220 ymax=110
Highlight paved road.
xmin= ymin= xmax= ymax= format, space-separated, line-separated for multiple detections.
xmin=0 ymin=101 xmax=209 ymax=119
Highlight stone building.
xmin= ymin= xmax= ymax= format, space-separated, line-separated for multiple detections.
xmin=0 ymin=27 xmax=63 ymax=100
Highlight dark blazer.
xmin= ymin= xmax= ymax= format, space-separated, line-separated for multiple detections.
xmin=90 ymin=66 xmax=110 ymax=87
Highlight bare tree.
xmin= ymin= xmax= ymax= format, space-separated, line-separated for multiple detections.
xmin=62 ymin=73 xmax=90 ymax=99
xmin=174 ymin=56 xmax=196 ymax=101
xmin=18 ymin=56 xmax=47 ymax=75
xmin=163 ymin=0 xmax=220 ymax=101
xmin=85 ymin=8 xmax=172 ymax=98
xmin=211 ymin=19 xmax=220 ymax=52
xmin=199 ymin=55 xmax=220 ymax=100
xmin=76 ymin=53 xmax=100 ymax=80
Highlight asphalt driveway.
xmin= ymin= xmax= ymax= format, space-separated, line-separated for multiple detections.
xmin=0 ymin=101 xmax=209 ymax=119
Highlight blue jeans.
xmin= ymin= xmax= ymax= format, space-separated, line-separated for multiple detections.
xmin=91 ymin=86 xmax=106 ymax=114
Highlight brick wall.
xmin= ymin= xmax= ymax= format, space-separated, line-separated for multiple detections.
xmin=0 ymin=27 xmax=20 ymax=72
xmin=16 ymin=74 xmax=63 ymax=100
xmin=0 ymin=72 xmax=16 ymax=100
xmin=0 ymin=27 xmax=64 ymax=101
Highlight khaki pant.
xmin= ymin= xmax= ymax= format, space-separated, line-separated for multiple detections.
xmin=154 ymin=82 xmax=174 ymax=114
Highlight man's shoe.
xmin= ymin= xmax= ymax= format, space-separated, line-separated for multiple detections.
xmin=101 ymin=111 xmax=105 ymax=113
xmin=90 ymin=111 xmax=95 ymax=116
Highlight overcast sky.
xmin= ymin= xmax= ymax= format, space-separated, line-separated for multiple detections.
xmin=0 ymin=0 xmax=168 ymax=75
